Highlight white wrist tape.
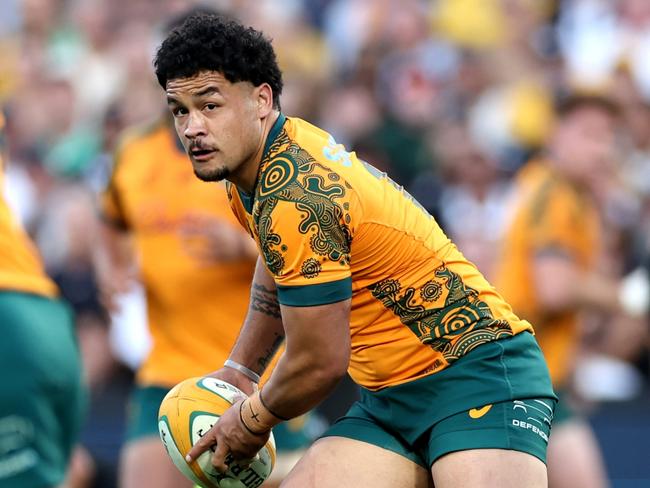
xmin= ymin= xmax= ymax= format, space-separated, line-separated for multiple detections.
xmin=224 ymin=359 xmax=261 ymax=383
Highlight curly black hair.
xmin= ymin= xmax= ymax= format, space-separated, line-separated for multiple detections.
xmin=154 ymin=14 xmax=283 ymax=109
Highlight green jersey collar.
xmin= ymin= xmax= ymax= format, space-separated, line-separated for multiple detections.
xmin=263 ymin=112 xmax=286 ymax=161
xmin=237 ymin=113 xmax=286 ymax=213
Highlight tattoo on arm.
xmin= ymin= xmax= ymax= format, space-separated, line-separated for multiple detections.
xmin=250 ymin=283 xmax=284 ymax=370
xmin=257 ymin=332 xmax=285 ymax=371
xmin=251 ymin=283 xmax=281 ymax=319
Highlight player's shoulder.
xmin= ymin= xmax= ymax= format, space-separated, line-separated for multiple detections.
xmin=521 ymin=160 xmax=584 ymax=223
xmin=114 ymin=117 xmax=167 ymax=159
xmin=284 ymin=116 xmax=352 ymax=169
xmin=258 ymin=116 xmax=353 ymax=199
xmin=109 ymin=117 xmax=169 ymax=181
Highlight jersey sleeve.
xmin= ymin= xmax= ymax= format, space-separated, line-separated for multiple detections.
xmin=527 ymin=185 xmax=584 ymax=259
xmin=255 ymin=169 xmax=355 ymax=307
xmin=98 ymin=147 xmax=130 ymax=230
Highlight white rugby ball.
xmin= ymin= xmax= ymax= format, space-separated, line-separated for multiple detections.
xmin=158 ymin=377 xmax=276 ymax=488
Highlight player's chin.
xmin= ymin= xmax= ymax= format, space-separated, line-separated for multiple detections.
xmin=193 ymin=162 xmax=230 ymax=182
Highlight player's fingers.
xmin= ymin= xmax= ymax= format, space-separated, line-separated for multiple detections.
xmin=236 ymin=453 xmax=260 ymax=470
xmin=232 ymin=393 xmax=247 ymax=403
xmin=237 ymin=459 xmax=253 ymax=470
xmin=185 ymin=431 xmax=215 ymax=462
xmin=211 ymin=439 xmax=231 ymax=473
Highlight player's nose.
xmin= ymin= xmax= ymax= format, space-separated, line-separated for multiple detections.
xmin=184 ymin=112 xmax=207 ymax=139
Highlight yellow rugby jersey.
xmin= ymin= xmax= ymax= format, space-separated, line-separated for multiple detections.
xmin=101 ymin=118 xmax=255 ymax=387
xmin=0 ymin=114 xmax=57 ymax=297
xmin=228 ymin=114 xmax=533 ymax=390
xmin=494 ymin=160 xmax=601 ymax=386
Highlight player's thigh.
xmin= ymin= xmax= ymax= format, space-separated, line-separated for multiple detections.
xmin=427 ymin=398 xmax=553 ymax=488
xmin=119 ymin=436 xmax=193 ymax=488
xmin=281 ymin=437 xmax=431 ymax=488
xmin=432 ymin=448 xmax=547 ymax=488
xmin=267 ymin=413 xmax=317 ymax=485
xmin=547 ymin=420 xmax=608 ymax=488
xmin=266 ymin=449 xmax=305 ymax=487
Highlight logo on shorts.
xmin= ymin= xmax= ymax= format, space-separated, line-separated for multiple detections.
xmin=512 ymin=400 xmax=553 ymax=425
xmin=510 ymin=399 xmax=554 ymax=443
xmin=468 ymin=404 xmax=493 ymax=419
xmin=0 ymin=416 xmax=39 ymax=479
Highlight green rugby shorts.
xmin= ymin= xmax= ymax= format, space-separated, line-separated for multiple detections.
xmin=323 ymin=331 xmax=557 ymax=466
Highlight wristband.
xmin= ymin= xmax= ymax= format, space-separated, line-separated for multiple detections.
xmin=224 ymin=359 xmax=261 ymax=383
xmin=240 ymin=391 xmax=283 ymax=435
xmin=239 ymin=401 xmax=267 ymax=436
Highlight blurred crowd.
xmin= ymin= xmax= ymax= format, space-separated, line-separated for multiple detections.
xmin=1 ymin=0 xmax=649 ymax=485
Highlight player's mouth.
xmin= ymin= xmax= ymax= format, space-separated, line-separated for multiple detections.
xmin=190 ymin=147 xmax=217 ymax=162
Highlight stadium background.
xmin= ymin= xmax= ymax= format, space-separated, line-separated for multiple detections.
xmin=1 ymin=0 xmax=649 ymax=486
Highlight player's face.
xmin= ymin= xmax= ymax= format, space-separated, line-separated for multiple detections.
xmin=166 ymin=71 xmax=265 ymax=183
xmin=553 ymin=107 xmax=617 ymax=190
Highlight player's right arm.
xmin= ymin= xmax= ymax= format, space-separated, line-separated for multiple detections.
xmin=213 ymin=256 xmax=286 ymax=395
xmin=189 ymin=161 xmax=355 ymax=469
xmin=530 ymin=189 xmax=648 ymax=318
xmin=94 ymin=145 xmax=137 ymax=312
xmin=94 ymin=222 xmax=136 ymax=312
xmin=533 ymin=253 xmax=620 ymax=313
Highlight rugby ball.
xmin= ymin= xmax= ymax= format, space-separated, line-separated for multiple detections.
xmin=158 ymin=377 xmax=276 ymax=488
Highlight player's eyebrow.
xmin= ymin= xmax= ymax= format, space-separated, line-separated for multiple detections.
xmin=166 ymin=85 xmax=222 ymax=106
xmin=192 ymin=85 xmax=221 ymax=98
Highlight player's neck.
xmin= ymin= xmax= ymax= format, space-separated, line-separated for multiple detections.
xmin=231 ymin=110 xmax=281 ymax=194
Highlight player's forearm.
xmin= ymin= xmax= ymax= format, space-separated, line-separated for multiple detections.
xmin=257 ymin=342 xmax=349 ymax=419
xmin=250 ymin=300 xmax=351 ymax=420
xmin=538 ymin=273 xmax=617 ymax=313
xmin=572 ymin=272 xmax=621 ymax=312
xmin=534 ymin=254 xmax=620 ymax=314
xmin=94 ymin=222 xmax=136 ymax=298
xmin=538 ymin=267 xmax=645 ymax=319
xmin=228 ymin=298 xmax=285 ymax=377
xmin=95 ymin=223 xmax=133 ymax=270
xmin=238 ymin=308 xmax=350 ymax=435
xmin=227 ymin=258 xmax=285 ymax=376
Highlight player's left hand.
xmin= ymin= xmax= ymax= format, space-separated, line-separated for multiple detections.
xmin=185 ymin=399 xmax=270 ymax=473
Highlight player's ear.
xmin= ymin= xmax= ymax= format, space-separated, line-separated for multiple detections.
xmin=255 ymin=83 xmax=274 ymax=119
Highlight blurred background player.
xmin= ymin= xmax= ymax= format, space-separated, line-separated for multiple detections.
xmin=494 ymin=94 xmax=650 ymax=488
xmin=95 ymin=9 xmax=316 ymax=488
xmin=0 ymin=111 xmax=86 ymax=487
